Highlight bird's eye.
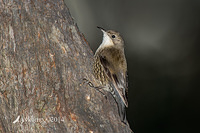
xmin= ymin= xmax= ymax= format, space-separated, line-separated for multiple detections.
xmin=112 ymin=35 xmax=116 ymax=38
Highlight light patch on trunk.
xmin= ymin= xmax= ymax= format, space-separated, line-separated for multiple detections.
xmin=9 ymin=25 xmax=16 ymax=52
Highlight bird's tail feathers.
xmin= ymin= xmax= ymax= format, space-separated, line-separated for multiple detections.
xmin=110 ymin=84 xmax=128 ymax=124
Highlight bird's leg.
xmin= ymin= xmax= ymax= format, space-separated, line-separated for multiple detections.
xmin=81 ymin=78 xmax=107 ymax=99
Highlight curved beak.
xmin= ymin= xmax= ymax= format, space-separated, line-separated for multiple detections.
xmin=97 ymin=26 xmax=106 ymax=32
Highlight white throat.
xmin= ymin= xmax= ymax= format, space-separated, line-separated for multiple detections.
xmin=97 ymin=31 xmax=114 ymax=51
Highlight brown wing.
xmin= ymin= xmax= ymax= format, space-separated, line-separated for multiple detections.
xmin=99 ymin=55 xmax=128 ymax=107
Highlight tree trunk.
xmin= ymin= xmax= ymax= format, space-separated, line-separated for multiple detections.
xmin=0 ymin=0 xmax=132 ymax=132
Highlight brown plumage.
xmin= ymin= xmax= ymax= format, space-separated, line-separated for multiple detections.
xmin=93 ymin=27 xmax=128 ymax=123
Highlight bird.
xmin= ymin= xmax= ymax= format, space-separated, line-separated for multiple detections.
xmin=93 ymin=26 xmax=128 ymax=124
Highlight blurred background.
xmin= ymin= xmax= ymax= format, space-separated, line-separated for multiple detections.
xmin=65 ymin=0 xmax=200 ymax=132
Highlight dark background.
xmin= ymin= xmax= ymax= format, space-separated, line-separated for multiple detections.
xmin=65 ymin=0 xmax=200 ymax=132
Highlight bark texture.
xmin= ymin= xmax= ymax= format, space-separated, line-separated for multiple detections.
xmin=0 ymin=0 xmax=132 ymax=132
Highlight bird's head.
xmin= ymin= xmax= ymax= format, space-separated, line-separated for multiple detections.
xmin=97 ymin=26 xmax=124 ymax=49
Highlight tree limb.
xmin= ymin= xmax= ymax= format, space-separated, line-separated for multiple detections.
xmin=0 ymin=0 xmax=132 ymax=132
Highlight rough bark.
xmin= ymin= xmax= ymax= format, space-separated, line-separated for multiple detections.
xmin=0 ymin=0 xmax=132 ymax=132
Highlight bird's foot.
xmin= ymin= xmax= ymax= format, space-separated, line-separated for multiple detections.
xmin=81 ymin=78 xmax=107 ymax=99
